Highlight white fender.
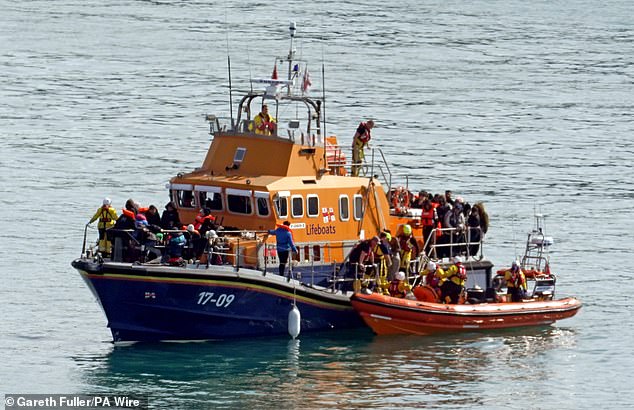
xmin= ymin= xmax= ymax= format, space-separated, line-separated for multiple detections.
xmin=288 ymin=305 xmax=301 ymax=339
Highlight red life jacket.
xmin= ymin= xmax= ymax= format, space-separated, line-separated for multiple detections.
xmin=455 ymin=263 xmax=467 ymax=280
xmin=420 ymin=208 xmax=435 ymax=227
xmin=356 ymin=122 xmax=371 ymax=144
xmin=399 ymin=235 xmax=413 ymax=252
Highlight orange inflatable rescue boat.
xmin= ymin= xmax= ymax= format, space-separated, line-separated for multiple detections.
xmin=351 ymin=290 xmax=581 ymax=336
xmin=351 ymin=212 xmax=582 ymax=336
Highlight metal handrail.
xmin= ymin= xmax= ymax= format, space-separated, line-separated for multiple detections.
xmin=422 ymin=226 xmax=485 ymax=261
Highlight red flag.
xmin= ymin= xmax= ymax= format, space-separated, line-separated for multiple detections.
xmin=272 ymin=64 xmax=278 ymax=80
xmin=544 ymin=262 xmax=551 ymax=275
xmin=302 ymin=68 xmax=312 ymax=92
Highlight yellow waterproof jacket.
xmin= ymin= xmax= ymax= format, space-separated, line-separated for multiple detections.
xmin=421 ymin=267 xmax=445 ymax=287
xmin=89 ymin=206 xmax=118 ymax=229
xmin=253 ymin=113 xmax=276 ymax=135
xmin=504 ymin=269 xmax=527 ymax=291
xmin=442 ymin=264 xmax=466 ymax=286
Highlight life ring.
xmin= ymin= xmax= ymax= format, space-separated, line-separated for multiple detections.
xmin=391 ymin=186 xmax=410 ymax=212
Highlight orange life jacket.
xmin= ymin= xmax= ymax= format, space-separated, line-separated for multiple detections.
xmin=276 ymin=223 xmax=295 ymax=242
xmin=194 ymin=214 xmax=216 ymax=230
xmin=121 ymin=208 xmax=135 ymax=219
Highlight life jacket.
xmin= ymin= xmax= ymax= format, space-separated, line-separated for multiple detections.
xmin=454 ymin=263 xmax=467 ymax=281
xmin=355 ymin=122 xmax=371 ymax=144
xmin=420 ymin=208 xmax=435 ymax=227
xmin=388 ymin=280 xmax=407 ymax=298
xmin=373 ymin=243 xmax=388 ymax=259
xmin=99 ymin=206 xmax=113 ymax=223
xmin=194 ymin=214 xmax=215 ymax=230
xmin=507 ymin=269 xmax=525 ymax=288
xmin=399 ymin=235 xmax=414 ymax=252
xmin=255 ymin=113 xmax=276 ymax=134
xmin=121 ymin=208 xmax=135 ymax=219
xmin=276 ymin=223 xmax=295 ymax=242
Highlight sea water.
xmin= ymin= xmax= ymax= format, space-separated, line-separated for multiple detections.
xmin=1 ymin=0 xmax=633 ymax=408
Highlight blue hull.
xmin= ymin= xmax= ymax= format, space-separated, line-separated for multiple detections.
xmin=72 ymin=259 xmax=363 ymax=342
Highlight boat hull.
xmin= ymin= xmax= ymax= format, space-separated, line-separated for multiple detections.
xmin=73 ymin=259 xmax=363 ymax=342
xmin=350 ymin=292 xmax=581 ymax=336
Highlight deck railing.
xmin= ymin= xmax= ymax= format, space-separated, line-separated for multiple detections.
xmin=81 ymin=223 xmax=485 ymax=292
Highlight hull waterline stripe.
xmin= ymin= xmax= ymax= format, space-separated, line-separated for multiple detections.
xmin=79 ymin=270 xmax=352 ymax=311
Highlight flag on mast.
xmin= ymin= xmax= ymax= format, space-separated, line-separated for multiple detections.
xmin=302 ymin=67 xmax=312 ymax=93
xmin=272 ymin=64 xmax=278 ymax=80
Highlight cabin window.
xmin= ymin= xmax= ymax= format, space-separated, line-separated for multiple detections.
xmin=313 ymin=245 xmax=321 ymax=262
xmin=175 ymin=190 xmax=195 ymax=208
xmin=274 ymin=195 xmax=288 ymax=218
xmin=291 ymin=195 xmax=304 ymax=218
xmin=303 ymin=245 xmax=310 ymax=262
xmin=234 ymin=147 xmax=247 ymax=164
xmin=226 ymin=188 xmax=253 ymax=214
xmin=353 ymin=194 xmax=364 ymax=221
xmin=198 ymin=191 xmax=223 ymax=211
xmin=254 ymin=191 xmax=270 ymax=217
xmin=306 ymin=195 xmax=319 ymax=217
xmin=339 ymin=195 xmax=350 ymax=221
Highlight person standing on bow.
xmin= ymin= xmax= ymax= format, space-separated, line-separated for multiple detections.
xmin=504 ymin=260 xmax=527 ymax=302
xmin=254 ymin=104 xmax=277 ymax=135
xmin=351 ymin=119 xmax=374 ymax=177
xmin=87 ymin=198 xmax=118 ymax=256
xmin=268 ymin=221 xmax=297 ymax=276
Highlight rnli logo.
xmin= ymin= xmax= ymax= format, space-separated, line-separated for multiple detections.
xmin=322 ymin=207 xmax=336 ymax=224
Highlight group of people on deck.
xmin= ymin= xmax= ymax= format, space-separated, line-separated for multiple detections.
xmin=87 ymin=198 xmax=224 ymax=264
xmin=399 ymin=189 xmax=490 ymax=258
xmin=343 ymin=215 xmax=525 ymax=304
xmin=345 ymin=229 xmax=467 ymax=303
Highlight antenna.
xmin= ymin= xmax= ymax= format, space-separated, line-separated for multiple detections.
xmin=322 ymin=63 xmax=327 ymax=168
xmin=322 ymin=63 xmax=327 ymax=137
xmin=287 ymin=22 xmax=296 ymax=95
xmin=226 ymin=56 xmax=235 ymax=129
xmin=320 ymin=21 xmax=327 ymax=166
xmin=224 ymin=9 xmax=234 ymax=128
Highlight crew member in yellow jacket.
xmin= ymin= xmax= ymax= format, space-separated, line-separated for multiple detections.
xmin=440 ymin=256 xmax=467 ymax=304
xmin=504 ymin=260 xmax=527 ymax=302
xmin=88 ymin=198 xmax=118 ymax=255
xmin=253 ymin=104 xmax=277 ymax=135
